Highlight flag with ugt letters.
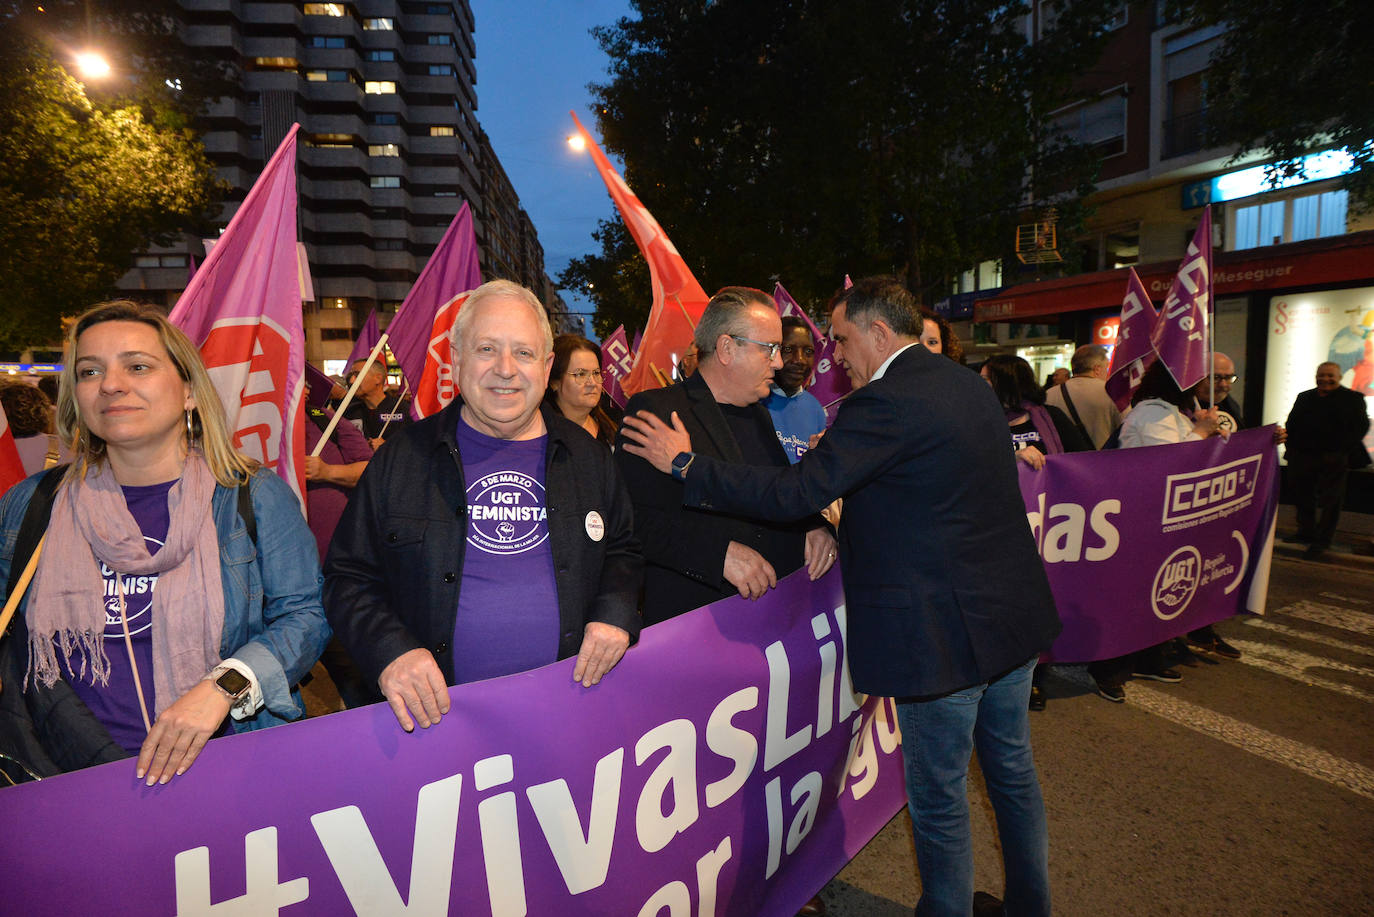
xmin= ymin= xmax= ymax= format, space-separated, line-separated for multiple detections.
xmin=571 ymin=111 xmax=710 ymax=396
xmin=1149 ymin=205 xmax=1212 ymax=393
xmin=1105 ymin=267 xmax=1160 ymax=411
xmin=169 ymin=125 xmax=306 ymax=506
xmin=381 ymin=201 xmax=482 ymax=418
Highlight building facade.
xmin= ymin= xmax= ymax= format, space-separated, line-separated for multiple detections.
xmin=115 ymin=0 xmax=566 ymax=364
xmin=950 ymin=2 xmax=1372 ymax=461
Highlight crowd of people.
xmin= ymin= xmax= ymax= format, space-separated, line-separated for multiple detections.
xmin=0 ymin=277 xmax=1368 ymax=917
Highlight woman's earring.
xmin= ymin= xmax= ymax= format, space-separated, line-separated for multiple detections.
xmin=185 ymin=408 xmax=195 ymax=442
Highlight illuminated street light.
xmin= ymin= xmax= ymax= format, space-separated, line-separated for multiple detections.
xmin=567 ymin=133 xmax=587 ymax=153
xmin=74 ymin=51 xmax=111 ymax=79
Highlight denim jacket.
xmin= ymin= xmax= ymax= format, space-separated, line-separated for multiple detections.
xmin=0 ymin=467 xmax=330 ymax=733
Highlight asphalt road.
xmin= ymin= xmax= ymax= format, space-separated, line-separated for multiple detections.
xmin=820 ymin=554 xmax=1374 ymax=916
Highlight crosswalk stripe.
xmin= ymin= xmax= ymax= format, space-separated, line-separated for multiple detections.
xmin=1129 ymin=685 xmax=1374 ymax=801
xmin=1240 ymin=617 xmax=1374 ymax=659
xmin=1224 ymin=638 xmax=1374 ymax=702
xmin=1276 ymin=601 xmax=1374 ymax=637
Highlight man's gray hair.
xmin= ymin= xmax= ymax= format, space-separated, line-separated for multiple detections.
xmin=1070 ymin=344 xmax=1110 ymax=376
xmin=694 ymin=286 xmax=776 ymax=356
xmin=833 ymin=276 xmax=921 ymax=336
xmin=449 ymin=279 xmax=554 ymax=357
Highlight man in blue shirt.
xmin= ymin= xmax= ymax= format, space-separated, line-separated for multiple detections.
xmin=763 ymin=316 xmax=828 ymax=463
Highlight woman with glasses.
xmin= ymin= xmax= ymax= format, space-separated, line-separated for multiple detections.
xmin=545 ymin=334 xmax=618 ymax=447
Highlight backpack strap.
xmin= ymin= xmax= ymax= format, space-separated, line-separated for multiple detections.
xmin=1056 ymin=383 xmax=1095 ymax=449
xmin=237 ymin=475 xmax=257 ymax=549
xmin=5 ymin=465 xmax=68 ymax=606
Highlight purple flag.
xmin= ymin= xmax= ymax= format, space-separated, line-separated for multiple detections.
xmin=600 ymin=325 xmax=633 ymax=409
xmin=0 ymin=568 xmax=907 ymax=916
xmin=1104 ymin=268 xmax=1160 ymax=411
xmin=774 ymin=282 xmax=849 ymax=422
xmin=631 ymin=327 xmax=644 ymax=355
xmin=169 ymin=124 xmax=306 ymax=505
xmin=384 ymin=201 xmax=481 ymax=417
xmin=346 ymin=308 xmax=382 ymax=366
xmin=303 ymin=362 xmax=334 ymax=410
xmin=1149 ymin=206 xmax=1212 ymax=392
xmin=772 ymin=282 xmax=824 ymax=344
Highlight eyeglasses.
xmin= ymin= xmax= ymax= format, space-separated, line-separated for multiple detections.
xmin=567 ymin=369 xmax=604 ymax=383
xmin=1212 ymin=373 xmax=1237 ymax=384
xmin=730 ymin=335 xmax=781 ymax=360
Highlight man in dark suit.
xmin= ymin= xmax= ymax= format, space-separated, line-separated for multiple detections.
xmin=623 ymin=277 xmax=1060 ymax=917
xmin=614 ymin=286 xmax=837 ymax=626
xmin=1285 ymin=360 xmax=1371 ymax=559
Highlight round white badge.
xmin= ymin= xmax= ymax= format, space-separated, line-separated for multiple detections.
xmin=584 ymin=510 xmax=605 ymax=542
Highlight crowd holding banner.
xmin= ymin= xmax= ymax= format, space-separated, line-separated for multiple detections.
xmin=0 ymin=113 xmax=1296 ymax=915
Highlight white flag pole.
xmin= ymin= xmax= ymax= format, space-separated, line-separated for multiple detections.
xmin=310 ymin=333 xmax=388 ymax=457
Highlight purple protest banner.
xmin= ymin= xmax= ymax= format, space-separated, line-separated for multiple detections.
xmin=1018 ymin=426 xmax=1280 ymax=662
xmin=601 ymin=324 xmax=634 ymax=410
xmin=0 ymin=568 xmax=907 ymax=917
xmin=1149 ymin=206 xmax=1212 ymax=392
xmin=1104 ymin=267 xmax=1159 ymax=411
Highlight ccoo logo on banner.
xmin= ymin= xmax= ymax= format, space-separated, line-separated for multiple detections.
xmin=202 ymin=315 xmax=305 ymax=501
xmin=414 ymin=290 xmax=473 ymax=417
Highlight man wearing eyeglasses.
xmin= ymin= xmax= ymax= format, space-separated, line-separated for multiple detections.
xmin=763 ymin=316 xmax=828 ymax=463
xmin=1189 ymin=352 xmax=1243 ymax=432
xmin=614 ymin=287 xmax=838 ymax=629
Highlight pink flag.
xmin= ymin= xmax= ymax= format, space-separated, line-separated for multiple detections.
xmin=600 ymin=325 xmax=633 ymax=410
xmin=0 ymin=404 xmax=26 ymax=497
xmin=347 ymin=309 xmax=382 ymax=366
xmin=1105 ymin=268 xmax=1160 ymax=411
xmin=169 ymin=124 xmax=306 ymax=505
xmin=383 ymin=201 xmax=481 ymax=418
xmin=1149 ymin=206 xmax=1211 ymax=392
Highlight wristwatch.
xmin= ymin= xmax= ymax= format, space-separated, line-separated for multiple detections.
xmin=670 ymin=451 xmax=696 ymax=481
xmin=210 ymin=666 xmax=252 ymax=703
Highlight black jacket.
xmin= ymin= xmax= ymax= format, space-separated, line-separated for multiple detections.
xmin=683 ymin=344 xmax=1061 ymax=698
xmin=323 ymin=400 xmax=643 ymax=693
xmin=615 ymin=373 xmax=820 ymax=625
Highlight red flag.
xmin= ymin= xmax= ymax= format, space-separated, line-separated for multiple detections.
xmin=382 ymin=201 xmax=482 ymax=418
xmin=0 ymin=404 xmax=26 ymax=497
xmin=170 ymin=125 xmax=307 ymax=506
xmin=1104 ymin=268 xmax=1160 ymax=411
xmin=571 ymin=112 xmax=710 ymax=396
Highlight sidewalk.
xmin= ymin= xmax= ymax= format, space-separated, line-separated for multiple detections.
xmin=1272 ymin=505 xmax=1374 ymax=570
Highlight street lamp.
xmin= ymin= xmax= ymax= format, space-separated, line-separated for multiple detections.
xmin=73 ymin=50 xmax=110 ymax=80
xmin=567 ymin=133 xmax=587 ymax=153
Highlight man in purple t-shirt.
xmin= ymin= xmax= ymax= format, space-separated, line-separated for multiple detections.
xmin=324 ymin=281 xmax=643 ymax=733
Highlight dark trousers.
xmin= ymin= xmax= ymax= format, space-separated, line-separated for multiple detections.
xmin=1088 ymin=642 xmax=1169 ymax=688
xmin=1288 ymin=451 xmax=1350 ymax=547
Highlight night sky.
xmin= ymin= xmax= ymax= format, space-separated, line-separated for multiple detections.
xmin=470 ymin=0 xmax=634 ymax=335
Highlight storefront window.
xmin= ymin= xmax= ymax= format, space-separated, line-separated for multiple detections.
xmin=1231 ymin=188 xmax=1348 ymax=251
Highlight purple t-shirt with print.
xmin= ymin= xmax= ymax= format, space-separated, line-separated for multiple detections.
xmin=452 ymin=416 xmax=560 ymax=685
xmin=68 ymin=480 xmax=172 ymax=754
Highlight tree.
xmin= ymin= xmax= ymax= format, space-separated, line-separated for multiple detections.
xmin=566 ymin=0 xmax=1120 ymax=325
xmin=1183 ymin=0 xmax=1374 ymax=211
xmin=0 ymin=39 xmax=225 ymax=348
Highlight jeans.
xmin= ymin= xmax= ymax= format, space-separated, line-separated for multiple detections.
xmin=897 ymin=657 xmax=1051 ymax=917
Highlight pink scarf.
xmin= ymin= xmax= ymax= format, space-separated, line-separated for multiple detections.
xmin=26 ymin=451 xmax=225 ymax=719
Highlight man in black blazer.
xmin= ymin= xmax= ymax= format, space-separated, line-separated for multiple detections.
xmin=614 ymin=287 xmax=837 ymax=627
xmin=623 ymin=277 xmax=1060 ymax=917
xmin=1285 ymin=360 xmax=1371 ymax=558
